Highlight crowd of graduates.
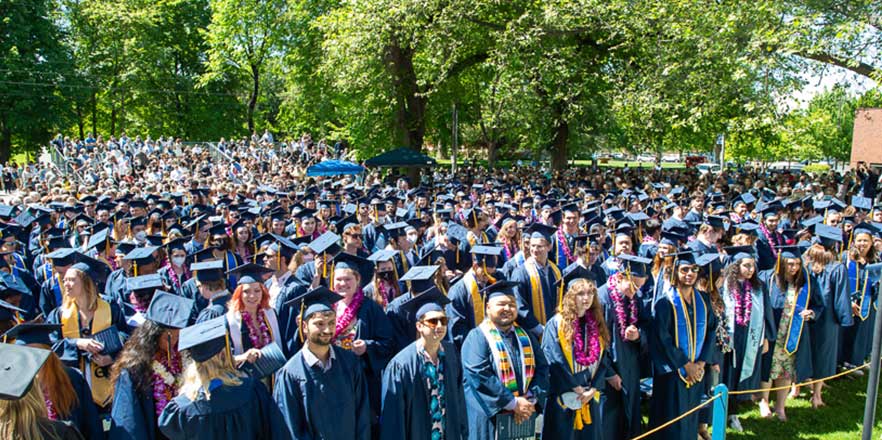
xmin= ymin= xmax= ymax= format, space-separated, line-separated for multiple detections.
xmin=0 ymin=158 xmax=881 ymax=440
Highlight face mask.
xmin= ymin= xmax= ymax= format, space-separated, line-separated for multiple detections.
xmin=134 ymin=231 xmax=147 ymax=242
xmin=171 ymin=256 xmax=186 ymax=267
xmin=377 ymin=270 xmax=394 ymax=280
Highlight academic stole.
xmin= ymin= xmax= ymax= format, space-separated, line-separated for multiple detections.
xmin=784 ymin=274 xmax=811 ymax=355
xmin=478 ymin=321 xmax=534 ymax=396
xmin=52 ymin=274 xmax=64 ymax=307
xmin=225 ymin=251 xmax=238 ymax=289
xmin=526 ymin=260 xmax=563 ymax=325
xmin=557 ymin=319 xmax=602 ymax=430
xmin=61 ymin=299 xmax=113 ymax=407
xmin=671 ymin=288 xmax=707 ymax=388
xmin=463 ymin=272 xmax=484 ymax=324
xmin=556 ymin=228 xmax=574 ymax=268
xmin=848 ymin=260 xmax=871 ymax=321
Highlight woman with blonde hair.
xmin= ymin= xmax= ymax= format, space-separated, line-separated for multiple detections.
xmin=497 ymin=217 xmax=522 ymax=266
xmin=0 ymin=344 xmax=83 ymax=440
xmin=540 ymin=279 xmax=610 ymax=440
xmin=3 ymin=323 xmax=101 ymax=439
xmin=47 ymin=259 xmax=128 ymax=413
xmin=158 ymin=317 xmax=284 ymax=439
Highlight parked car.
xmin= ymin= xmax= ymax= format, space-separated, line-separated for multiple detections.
xmin=662 ymin=153 xmax=681 ymax=162
xmin=636 ymin=154 xmax=656 ymax=162
xmin=696 ymin=163 xmax=721 ymax=175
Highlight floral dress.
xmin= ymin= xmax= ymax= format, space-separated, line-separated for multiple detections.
xmin=770 ymin=286 xmax=797 ymax=380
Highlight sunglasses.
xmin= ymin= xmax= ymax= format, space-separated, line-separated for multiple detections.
xmin=420 ymin=317 xmax=448 ymax=327
xmin=678 ymin=266 xmax=700 ymax=273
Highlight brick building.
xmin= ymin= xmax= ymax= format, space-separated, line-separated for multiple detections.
xmin=851 ymin=108 xmax=882 ymax=170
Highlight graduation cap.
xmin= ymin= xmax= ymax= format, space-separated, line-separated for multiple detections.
xmin=190 ymin=260 xmax=225 ymax=283
xmin=0 ymin=272 xmax=29 ymax=298
xmin=383 ymin=222 xmax=410 ymax=240
xmin=115 ymin=240 xmax=139 ymax=257
xmin=815 ymin=224 xmax=843 ymax=247
xmin=670 ymin=251 xmax=698 ymax=266
xmin=293 ymin=286 xmax=344 ymax=320
xmin=704 ymin=215 xmax=728 ymax=230
xmin=0 ymin=344 xmax=51 ymax=400
xmin=266 ymin=234 xmax=299 ymax=259
xmin=46 ymin=248 xmax=78 ymax=267
xmin=165 ymin=237 xmax=189 ymax=253
xmin=724 ymin=245 xmax=756 ymax=261
xmin=445 ymin=224 xmax=468 ymax=244
xmin=696 ymin=253 xmax=723 ymax=278
xmin=307 ymin=232 xmax=340 ymax=256
xmin=367 ymin=249 xmax=398 ymax=263
xmin=618 ymin=254 xmax=652 ymax=278
xmin=2 ymin=323 xmax=61 ymax=347
xmin=854 ymin=222 xmax=880 ymax=238
xmin=146 ymin=291 xmax=194 ymax=329
xmin=399 ymin=265 xmax=440 ymax=291
xmin=297 ymin=208 xmax=317 ymax=220
xmin=126 ymin=274 xmax=164 ymax=297
xmin=772 ymin=245 xmax=803 ymax=260
xmin=178 ymin=316 xmax=229 ymax=363
xmin=227 ymin=263 xmax=273 ymax=284
xmin=0 ymin=205 xmax=15 ymax=219
xmin=732 ymin=193 xmax=757 ymax=207
xmin=0 ymin=299 xmax=26 ymax=322
xmin=480 ymin=280 xmax=518 ymax=302
xmin=471 ymin=245 xmax=503 ymax=267
xmin=123 ymin=246 xmax=158 ymax=275
xmin=401 ymin=286 xmax=451 ymax=321
xmin=526 ymin=223 xmax=556 ymax=242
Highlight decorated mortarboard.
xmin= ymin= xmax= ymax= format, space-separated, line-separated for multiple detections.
xmin=126 ymin=274 xmax=164 ymax=295
xmin=401 ymin=286 xmax=451 ymax=320
xmin=190 ymin=260 xmax=225 ymax=282
xmin=400 ymin=265 xmax=440 ymax=291
xmin=470 ymin=245 xmax=503 ymax=267
xmin=2 ymin=323 xmax=61 ymax=346
xmin=526 ymin=223 xmax=557 ymax=242
xmin=618 ymin=254 xmax=652 ymax=278
xmin=46 ymin=248 xmax=78 ymax=266
xmin=227 ymin=263 xmax=274 ymax=285
xmin=480 ymin=280 xmax=518 ymax=301
xmin=307 ymin=231 xmax=340 ymax=255
xmin=123 ymin=246 xmax=158 ymax=265
xmin=0 ymin=344 xmax=51 ymax=400
xmin=367 ymin=249 xmax=398 ymax=263
xmin=293 ymin=286 xmax=344 ymax=319
xmin=178 ymin=316 xmax=229 ymax=362
xmin=146 ymin=291 xmax=194 ymax=329
xmin=724 ymin=245 xmax=757 ymax=261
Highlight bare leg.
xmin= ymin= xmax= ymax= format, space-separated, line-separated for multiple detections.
xmin=773 ymin=378 xmax=790 ymax=421
xmin=758 ymin=381 xmax=772 ymax=418
xmin=811 ymin=381 xmax=825 ymax=408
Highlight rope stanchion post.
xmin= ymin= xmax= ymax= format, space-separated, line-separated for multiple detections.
xmin=862 ymin=291 xmax=882 ymax=440
xmin=711 ymin=384 xmax=728 ymax=440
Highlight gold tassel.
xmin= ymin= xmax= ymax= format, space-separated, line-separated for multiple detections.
xmin=133 ymin=261 xmax=138 ymax=277
xmin=299 ymin=301 xmax=306 ymax=343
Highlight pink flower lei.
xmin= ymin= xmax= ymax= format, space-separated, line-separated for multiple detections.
xmin=335 ymin=288 xmax=365 ymax=338
xmin=573 ymin=313 xmax=601 ymax=366
xmin=732 ymin=281 xmax=752 ymax=326
xmin=163 ymin=257 xmax=189 ymax=291
xmin=607 ymin=273 xmax=638 ymax=340
xmin=557 ymin=228 xmax=575 ymax=264
xmin=242 ymin=310 xmax=271 ymax=349
xmin=152 ymin=349 xmax=182 ymax=418
xmin=759 ymin=223 xmax=779 ymax=259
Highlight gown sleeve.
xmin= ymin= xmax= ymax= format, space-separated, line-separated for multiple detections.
xmin=156 ymin=398 xmax=186 ymax=440
xmin=540 ymin=317 xmax=581 ymax=392
xmin=650 ymin=298 xmax=690 ymax=374
xmin=528 ymin=329 xmax=550 ymax=411
xmin=379 ymin=360 xmax=409 ymax=440
xmin=109 ymin=369 xmax=150 ymax=440
xmin=461 ymin=329 xmax=516 ymax=417
xmin=832 ymin=263 xmax=854 ymax=327
xmin=272 ymin=363 xmax=314 ymax=440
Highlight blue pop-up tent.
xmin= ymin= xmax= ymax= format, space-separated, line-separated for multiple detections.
xmin=305 ymin=160 xmax=365 ymax=177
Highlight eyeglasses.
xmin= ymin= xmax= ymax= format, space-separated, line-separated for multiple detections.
xmin=420 ymin=317 xmax=448 ymax=327
xmin=678 ymin=266 xmax=700 ymax=273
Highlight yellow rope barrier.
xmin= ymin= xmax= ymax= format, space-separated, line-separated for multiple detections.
xmin=729 ymin=362 xmax=870 ymax=395
xmin=628 ymin=362 xmax=870 ymax=440
xmin=630 ymin=394 xmax=721 ymax=440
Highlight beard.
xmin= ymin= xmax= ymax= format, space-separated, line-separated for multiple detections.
xmin=490 ymin=312 xmax=515 ymax=328
xmin=307 ymin=331 xmax=333 ymax=346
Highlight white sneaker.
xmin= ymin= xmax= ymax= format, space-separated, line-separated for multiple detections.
xmin=729 ymin=415 xmax=744 ymax=432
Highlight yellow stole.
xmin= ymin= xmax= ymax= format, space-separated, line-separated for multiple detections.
xmin=558 ymin=317 xmax=603 ymax=430
xmin=526 ymin=260 xmax=563 ymax=325
xmin=61 ymin=299 xmax=113 ymax=407
xmin=463 ymin=272 xmax=483 ymax=324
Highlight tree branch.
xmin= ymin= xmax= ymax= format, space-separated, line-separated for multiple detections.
xmin=425 ymin=51 xmax=488 ymax=92
xmin=795 ymin=49 xmax=880 ymax=79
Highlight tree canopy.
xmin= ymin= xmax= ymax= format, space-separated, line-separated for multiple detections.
xmin=0 ymin=0 xmax=879 ymax=166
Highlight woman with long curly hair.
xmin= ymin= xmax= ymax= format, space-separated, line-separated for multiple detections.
xmin=109 ymin=293 xmax=192 ymax=440
xmin=496 ymin=217 xmax=522 ymax=264
xmin=839 ymin=225 xmax=880 ymax=373
xmin=5 ymin=323 xmax=101 ymax=439
xmin=0 ymin=346 xmax=83 ymax=440
xmin=540 ymin=279 xmax=610 ymax=440
xmin=224 ymin=268 xmax=282 ymax=375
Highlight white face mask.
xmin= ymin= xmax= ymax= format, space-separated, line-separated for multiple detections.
xmin=134 ymin=231 xmax=147 ymax=243
xmin=171 ymin=256 xmax=186 ymax=267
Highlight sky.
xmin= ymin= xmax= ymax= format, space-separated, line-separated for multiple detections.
xmin=785 ymin=61 xmax=877 ymax=110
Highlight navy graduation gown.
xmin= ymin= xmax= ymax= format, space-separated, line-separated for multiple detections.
xmin=597 ymin=283 xmax=648 ymax=440
xmin=158 ymin=376 xmax=285 ymax=440
xmin=380 ymin=341 xmax=469 ymax=440
xmin=460 ymin=325 xmax=549 ymax=440
xmin=38 ymin=275 xmax=65 ymax=318
xmin=540 ymin=315 xmax=610 ymax=440
xmin=273 ymin=346 xmax=371 ymax=440
xmin=809 ymin=262 xmax=851 ymax=378
xmin=109 ymin=368 xmax=160 ymax=440
xmin=759 ymin=270 xmax=823 ymax=382
xmin=195 ymin=293 xmax=231 ymax=323
xmin=446 ymin=275 xmax=487 ymax=352
xmin=47 ymin=301 xmax=129 ymax=367
xmin=839 ymin=260 xmax=878 ymax=366
xmin=104 ymin=269 xmax=130 ymax=304
xmin=510 ymin=261 xmax=561 ymax=334
xmin=363 ymin=222 xmax=388 ymax=254
xmin=648 ymin=290 xmax=718 ymax=440
xmin=179 ymin=278 xmax=207 ymax=313
xmin=385 ymin=292 xmax=417 ymax=352
xmin=720 ymin=282 xmax=776 ymax=399
xmin=62 ymin=366 xmax=103 ymax=440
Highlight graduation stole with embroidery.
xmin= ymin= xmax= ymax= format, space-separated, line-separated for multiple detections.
xmin=556 ymin=228 xmax=574 ymax=268
xmin=526 ymin=259 xmax=563 ymax=325
xmin=463 ymin=271 xmax=483 ymax=324
xmin=478 ymin=321 xmax=535 ymax=396
xmin=671 ymin=288 xmax=707 ymax=387
xmin=557 ymin=318 xmax=602 ymax=430
xmin=847 ymin=260 xmax=871 ymax=321
xmin=61 ymin=299 xmax=113 ymax=407
xmin=783 ymin=271 xmax=811 ymax=355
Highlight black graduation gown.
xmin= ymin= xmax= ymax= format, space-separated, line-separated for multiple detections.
xmin=273 ymin=346 xmax=371 ymax=440
xmin=62 ymin=366 xmax=104 ymax=440
xmin=540 ymin=315 xmax=610 ymax=440
xmin=648 ymin=290 xmax=718 ymax=440
xmin=460 ymin=325 xmax=549 ymax=440
xmin=38 ymin=419 xmax=85 ymax=440
xmin=597 ymin=284 xmax=648 ymax=440
xmin=380 ymin=341 xmax=469 ymax=440
xmin=158 ymin=376 xmax=286 ymax=440
xmin=759 ymin=270 xmax=824 ymax=382
xmin=809 ymin=262 xmax=852 ymax=377
xmin=109 ymin=368 xmax=162 ymax=440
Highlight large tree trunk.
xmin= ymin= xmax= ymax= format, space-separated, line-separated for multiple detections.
xmin=550 ymin=105 xmax=569 ymax=172
xmin=488 ymin=140 xmax=500 ymax=168
xmin=0 ymin=124 xmax=11 ymax=164
xmin=248 ymin=64 xmax=259 ymax=134
xmin=386 ymin=41 xmax=426 ymax=183
xmin=91 ymin=92 xmax=97 ymax=136
xmin=75 ymin=101 xmax=84 ymax=140
xmin=109 ymin=103 xmax=116 ymax=137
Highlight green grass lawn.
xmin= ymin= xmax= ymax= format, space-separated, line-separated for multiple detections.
xmin=720 ymin=371 xmax=880 ymax=439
